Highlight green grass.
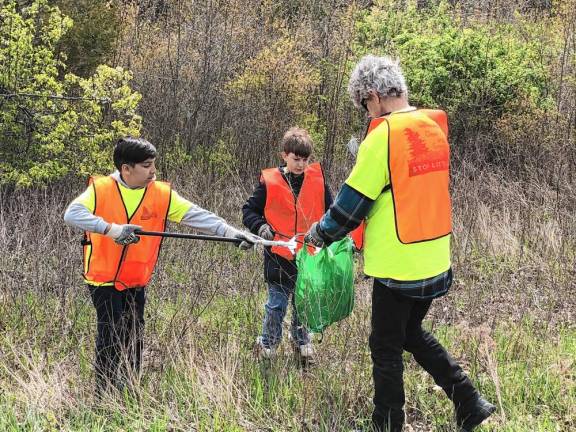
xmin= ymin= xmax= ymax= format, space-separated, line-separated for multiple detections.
xmin=0 ymin=289 xmax=574 ymax=431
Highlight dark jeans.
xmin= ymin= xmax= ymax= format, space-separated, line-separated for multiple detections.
xmin=370 ymin=279 xmax=478 ymax=431
xmin=88 ymin=285 xmax=145 ymax=394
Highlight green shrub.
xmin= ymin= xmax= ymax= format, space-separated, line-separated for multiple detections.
xmin=355 ymin=0 xmax=552 ymax=142
xmin=0 ymin=0 xmax=141 ymax=187
xmin=55 ymin=0 xmax=121 ymax=77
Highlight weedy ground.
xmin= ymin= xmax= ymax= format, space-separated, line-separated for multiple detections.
xmin=0 ymin=168 xmax=574 ymax=431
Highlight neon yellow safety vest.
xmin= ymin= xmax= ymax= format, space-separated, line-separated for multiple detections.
xmin=345 ymin=109 xmax=451 ymax=280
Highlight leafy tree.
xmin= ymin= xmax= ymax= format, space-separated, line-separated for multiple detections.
xmin=356 ymin=0 xmax=552 ymax=143
xmin=54 ymin=0 xmax=121 ymax=77
xmin=226 ymin=36 xmax=321 ymax=122
xmin=225 ymin=36 xmax=323 ymax=169
xmin=0 ymin=0 xmax=141 ymax=187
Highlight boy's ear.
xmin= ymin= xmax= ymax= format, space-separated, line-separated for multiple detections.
xmin=280 ymin=151 xmax=287 ymax=159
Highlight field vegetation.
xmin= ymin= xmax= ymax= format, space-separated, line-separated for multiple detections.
xmin=0 ymin=0 xmax=575 ymax=430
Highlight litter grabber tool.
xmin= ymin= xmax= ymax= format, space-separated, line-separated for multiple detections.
xmin=134 ymin=230 xmax=298 ymax=252
xmin=135 ymin=230 xmax=245 ymax=245
xmin=255 ymin=236 xmax=299 ymax=255
xmin=265 ymin=232 xmax=322 ymax=255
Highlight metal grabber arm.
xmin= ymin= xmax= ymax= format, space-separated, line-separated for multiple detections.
xmin=134 ymin=230 xmax=243 ymax=245
xmin=134 ymin=229 xmax=298 ymax=253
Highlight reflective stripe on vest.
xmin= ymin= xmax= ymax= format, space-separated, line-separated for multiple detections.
xmin=83 ymin=176 xmax=172 ymax=290
xmin=368 ymin=109 xmax=452 ymax=244
xmin=261 ymin=163 xmax=325 ymax=261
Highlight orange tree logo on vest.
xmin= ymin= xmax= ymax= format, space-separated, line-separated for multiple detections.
xmin=404 ymin=126 xmax=449 ymax=177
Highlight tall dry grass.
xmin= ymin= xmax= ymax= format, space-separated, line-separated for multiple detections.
xmin=1 ymin=1 xmax=575 ymax=429
xmin=0 ymin=147 xmax=574 ymax=430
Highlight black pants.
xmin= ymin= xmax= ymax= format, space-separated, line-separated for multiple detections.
xmin=370 ymin=280 xmax=478 ymax=431
xmin=88 ymin=285 xmax=145 ymax=394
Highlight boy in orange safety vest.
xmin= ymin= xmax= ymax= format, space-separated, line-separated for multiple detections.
xmin=64 ymin=137 xmax=258 ymax=395
xmin=242 ymin=127 xmax=333 ymax=362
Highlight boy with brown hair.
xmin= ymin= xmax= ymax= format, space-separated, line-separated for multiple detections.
xmin=64 ymin=137 xmax=258 ymax=395
xmin=242 ymin=127 xmax=332 ymax=361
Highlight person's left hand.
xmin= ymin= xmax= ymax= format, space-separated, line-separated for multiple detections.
xmin=257 ymin=224 xmax=275 ymax=241
xmin=304 ymin=222 xmax=325 ymax=248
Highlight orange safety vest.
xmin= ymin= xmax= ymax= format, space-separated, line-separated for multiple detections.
xmin=367 ymin=109 xmax=452 ymax=244
xmin=261 ymin=163 xmax=326 ymax=260
xmin=83 ymin=176 xmax=172 ymax=290
xmin=350 ymin=221 xmax=365 ymax=250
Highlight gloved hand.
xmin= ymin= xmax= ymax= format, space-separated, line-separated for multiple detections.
xmin=105 ymin=223 xmax=142 ymax=245
xmin=346 ymin=136 xmax=360 ymax=157
xmin=257 ymin=224 xmax=274 ymax=240
xmin=224 ymin=226 xmax=259 ymax=250
xmin=304 ymin=222 xmax=325 ymax=248
xmin=236 ymin=231 xmax=260 ymax=250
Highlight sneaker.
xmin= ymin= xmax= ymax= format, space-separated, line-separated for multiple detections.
xmin=292 ymin=342 xmax=316 ymax=367
xmin=457 ymin=397 xmax=496 ymax=432
xmin=254 ymin=336 xmax=276 ymax=360
xmin=298 ymin=342 xmax=315 ymax=359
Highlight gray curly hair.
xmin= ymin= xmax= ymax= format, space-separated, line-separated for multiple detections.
xmin=347 ymin=55 xmax=408 ymax=109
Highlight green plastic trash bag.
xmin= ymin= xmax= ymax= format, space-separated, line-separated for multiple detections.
xmin=295 ymin=237 xmax=355 ymax=333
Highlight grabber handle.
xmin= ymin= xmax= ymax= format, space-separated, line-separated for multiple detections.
xmin=134 ymin=230 xmax=242 ymax=244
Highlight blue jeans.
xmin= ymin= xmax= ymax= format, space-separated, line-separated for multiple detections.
xmin=261 ymin=282 xmax=310 ymax=348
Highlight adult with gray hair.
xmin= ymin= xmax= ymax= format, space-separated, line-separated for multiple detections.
xmin=348 ymin=55 xmax=408 ymax=109
xmin=305 ymin=55 xmax=495 ymax=431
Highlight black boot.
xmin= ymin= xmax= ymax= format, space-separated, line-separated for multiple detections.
xmin=457 ymin=396 xmax=496 ymax=432
xmin=372 ymin=411 xmax=403 ymax=432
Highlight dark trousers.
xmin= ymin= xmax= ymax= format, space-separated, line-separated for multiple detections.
xmin=88 ymin=285 xmax=145 ymax=394
xmin=370 ymin=280 xmax=478 ymax=431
